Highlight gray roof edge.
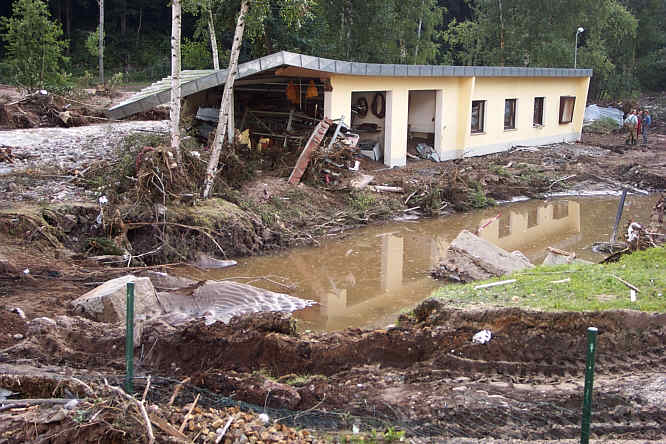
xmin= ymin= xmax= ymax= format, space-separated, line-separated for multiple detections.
xmin=109 ymin=52 xmax=592 ymax=118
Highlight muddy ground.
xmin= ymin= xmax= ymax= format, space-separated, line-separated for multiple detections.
xmin=0 ymin=91 xmax=665 ymax=441
xmin=0 ymin=303 xmax=664 ymax=441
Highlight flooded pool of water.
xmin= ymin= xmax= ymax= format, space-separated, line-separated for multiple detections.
xmin=182 ymin=195 xmax=656 ymax=331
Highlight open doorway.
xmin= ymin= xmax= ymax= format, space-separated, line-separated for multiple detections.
xmin=408 ymin=90 xmax=436 ymax=160
xmin=350 ymin=91 xmax=386 ymax=163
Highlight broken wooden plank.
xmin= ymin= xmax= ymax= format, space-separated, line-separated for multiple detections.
xmin=368 ymin=185 xmax=403 ymax=193
xmin=474 ymin=279 xmax=517 ymax=290
xmin=611 ymin=274 xmax=640 ymax=293
xmin=288 ymin=119 xmax=331 ymax=185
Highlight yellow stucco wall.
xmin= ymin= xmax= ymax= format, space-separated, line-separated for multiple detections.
xmin=468 ymin=76 xmax=590 ymax=156
xmin=327 ymin=74 xmax=590 ymax=167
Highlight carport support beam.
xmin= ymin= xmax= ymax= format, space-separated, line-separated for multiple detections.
xmin=580 ymin=326 xmax=598 ymax=444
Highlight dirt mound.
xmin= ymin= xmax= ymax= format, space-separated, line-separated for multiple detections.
xmin=1 ymin=316 xmax=125 ymax=369
xmin=0 ymin=310 xmax=27 ymax=348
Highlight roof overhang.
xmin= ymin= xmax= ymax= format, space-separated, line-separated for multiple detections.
xmin=108 ymin=51 xmax=593 ymax=119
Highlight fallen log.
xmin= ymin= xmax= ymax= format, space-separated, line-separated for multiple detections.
xmin=368 ymin=185 xmax=403 ymax=193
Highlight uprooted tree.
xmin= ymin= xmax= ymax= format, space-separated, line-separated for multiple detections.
xmin=201 ymin=0 xmax=315 ymax=199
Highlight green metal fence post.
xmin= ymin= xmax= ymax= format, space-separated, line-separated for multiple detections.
xmin=125 ymin=282 xmax=135 ymax=394
xmin=581 ymin=326 xmax=598 ymax=444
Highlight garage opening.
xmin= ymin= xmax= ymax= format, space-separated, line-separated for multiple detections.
xmin=408 ymin=90 xmax=436 ymax=160
xmin=350 ymin=91 xmax=387 ymax=163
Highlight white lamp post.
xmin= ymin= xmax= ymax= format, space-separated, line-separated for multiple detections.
xmin=574 ymin=27 xmax=584 ymax=68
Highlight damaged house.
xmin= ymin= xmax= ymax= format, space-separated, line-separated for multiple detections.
xmin=109 ymin=51 xmax=592 ymax=168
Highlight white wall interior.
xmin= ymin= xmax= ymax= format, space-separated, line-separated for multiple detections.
xmin=408 ymin=90 xmax=436 ymax=134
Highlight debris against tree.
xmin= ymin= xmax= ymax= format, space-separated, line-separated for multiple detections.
xmin=203 ymin=0 xmax=249 ymax=199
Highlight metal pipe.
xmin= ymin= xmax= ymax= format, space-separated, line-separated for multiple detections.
xmin=610 ymin=188 xmax=628 ymax=244
xmin=125 ymin=282 xmax=135 ymax=394
xmin=580 ymin=326 xmax=598 ymax=444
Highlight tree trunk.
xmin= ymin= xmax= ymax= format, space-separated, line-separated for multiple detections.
xmin=99 ymin=0 xmax=104 ymax=84
xmin=170 ymin=0 xmax=183 ymax=164
xmin=497 ymin=0 xmax=504 ymax=66
xmin=414 ymin=0 xmax=425 ymax=63
xmin=120 ymin=0 xmax=127 ymax=35
xmin=202 ymin=0 xmax=249 ymax=199
xmin=207 ymin=5 xmax=220 ymax=70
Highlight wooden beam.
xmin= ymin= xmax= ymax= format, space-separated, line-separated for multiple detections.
xmin=275 ymin=66 xmax=331 ymax=79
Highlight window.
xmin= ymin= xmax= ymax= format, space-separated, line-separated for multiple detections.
xmin=471 ymin=100 xmax=485 ymax=133
xmin=559 ymin=96 xmax=576 ymax=124
xmin=533 ymin=97 xmax=544 ymax=126
xmin=504 ymin=99 xmax=517 ymax=130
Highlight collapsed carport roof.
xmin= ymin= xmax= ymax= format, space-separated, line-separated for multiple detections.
xmin=108 ymin=51 xmax=593 ymax=120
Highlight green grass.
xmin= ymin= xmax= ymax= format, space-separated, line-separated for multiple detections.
xmin=584 ymin=117 xmax=621 ymax=134
xmin=433 ymin=247 xmax=666 ymax=312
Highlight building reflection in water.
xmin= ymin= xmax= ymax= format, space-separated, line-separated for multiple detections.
xmin=306 ymin=200 xmax=582 ymax=330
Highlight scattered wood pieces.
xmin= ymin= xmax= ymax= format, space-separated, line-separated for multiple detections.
xmin=474 ymin=279 xmax=517 ymax=290
xmin=547 ymin=247 xmax=575 ymax=258
xmin=179 ymin=393 xmax=200 ymax=433
xmin=611 ymin=274 xmax=640 ymax=293
xmin=368 ymin=185 xmax=403 ymax=193
xmin=215 ymin=414 xmax=236 ymax=443
xmin=105 ymin=381 xmax=155 ymax=444
xmin=168 ymin=377 xmax=191 ymax=407
xmin=149 ymin=413 xmax=192 ymax=442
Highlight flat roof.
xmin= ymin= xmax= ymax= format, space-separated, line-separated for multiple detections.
xmin=109 ymin=51 xmax=593 ymax=119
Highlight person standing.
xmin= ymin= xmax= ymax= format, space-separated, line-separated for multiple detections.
xmin=641 ymin=110 xmax=652 ymax=145
xmin=624 ymin=110 xmax=638 ymax=145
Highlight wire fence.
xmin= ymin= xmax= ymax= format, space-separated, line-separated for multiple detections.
xmin=103 ymin=374 xmax=664 ymax=442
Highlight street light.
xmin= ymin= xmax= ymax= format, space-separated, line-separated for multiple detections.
xmin=574 ymin=27 xmax=584 ymax=68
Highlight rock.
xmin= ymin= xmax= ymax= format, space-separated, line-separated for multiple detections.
xmin=71 ymin=275 xmax=161 ymax=323
xmin=60 ymin=214 xmax=78 ymax=233
xmin=139 ymin=270 xmax=197 ymax=290
xmin=0 ymin=253 xmax=18 ymax=276
xmin=543 ymin=251 xmax=575 ymax=266
xmin=7 ymin=182 xmax=19 ymax=192
xmin=27 ymin=317 xmax=57 ymax=335
xmin=193 ymin=253 xmax=237 ymax=269
xmin=434 ymin=230 xmax=533 ymax=282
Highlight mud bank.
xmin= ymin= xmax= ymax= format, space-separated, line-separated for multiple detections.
xmin=1 ymin=301 xmax=664 ymax=440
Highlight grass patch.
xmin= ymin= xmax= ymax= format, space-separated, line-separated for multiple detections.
xmin=584 ymin=117 xmax=621 ymax=135
xmin=433 ymin=247 xmax=666 ymax=312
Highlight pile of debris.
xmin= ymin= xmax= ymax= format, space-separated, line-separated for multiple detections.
xmin=0 ymin=379 xmax=317 ymax=443
xmin=0 ymin=90 xmax=108 ymax=129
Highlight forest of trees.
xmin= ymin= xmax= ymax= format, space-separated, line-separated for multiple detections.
xmin=1 ymin=0 xmax=664 ymax=99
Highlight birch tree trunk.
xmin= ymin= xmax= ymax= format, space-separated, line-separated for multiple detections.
xmin=498 ymin=0 xmax=505 ymax=66
xmin=98 ymin=0 xmax=104 ymax=84
xmin=202 ymin=0 xmax=249 ymax=199
xmin=170 ymin=0 xmax=183 ymax=163
xmin=207 ymin=4 xmax=220 ymax=70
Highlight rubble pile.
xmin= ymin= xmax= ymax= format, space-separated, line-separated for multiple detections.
xmin=0 ymin=388 xmax=318 ymax=443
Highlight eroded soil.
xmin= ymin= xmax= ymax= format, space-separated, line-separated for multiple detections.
xmin=1 ymin=303 xmax=664 ymax=441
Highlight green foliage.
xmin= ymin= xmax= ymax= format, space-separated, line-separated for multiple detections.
xmin=468 ymin=183 xmax=494 ymax=209
xmin=584 ymin=117 xmax=621 ymax=134
xmin=309 ymin=0 xmax=442 ymax=64
xmin=0 ymin=0 xmax=70 ymax=92
xmin=433 ymin=247 xmax=666 ymax=312
xmin=441 ymin=0 xmax=642 ymax=99
xmin=347 ymin=191 xmax=377 ymax=217
xmin=85 ymin=27 xmax=102 ymax=58
xmin=182 ymin=37 xmax=213 ymax=69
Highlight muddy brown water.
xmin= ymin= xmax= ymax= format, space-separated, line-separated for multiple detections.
xmin=181 ymin=195 xmax=656 ymax=331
